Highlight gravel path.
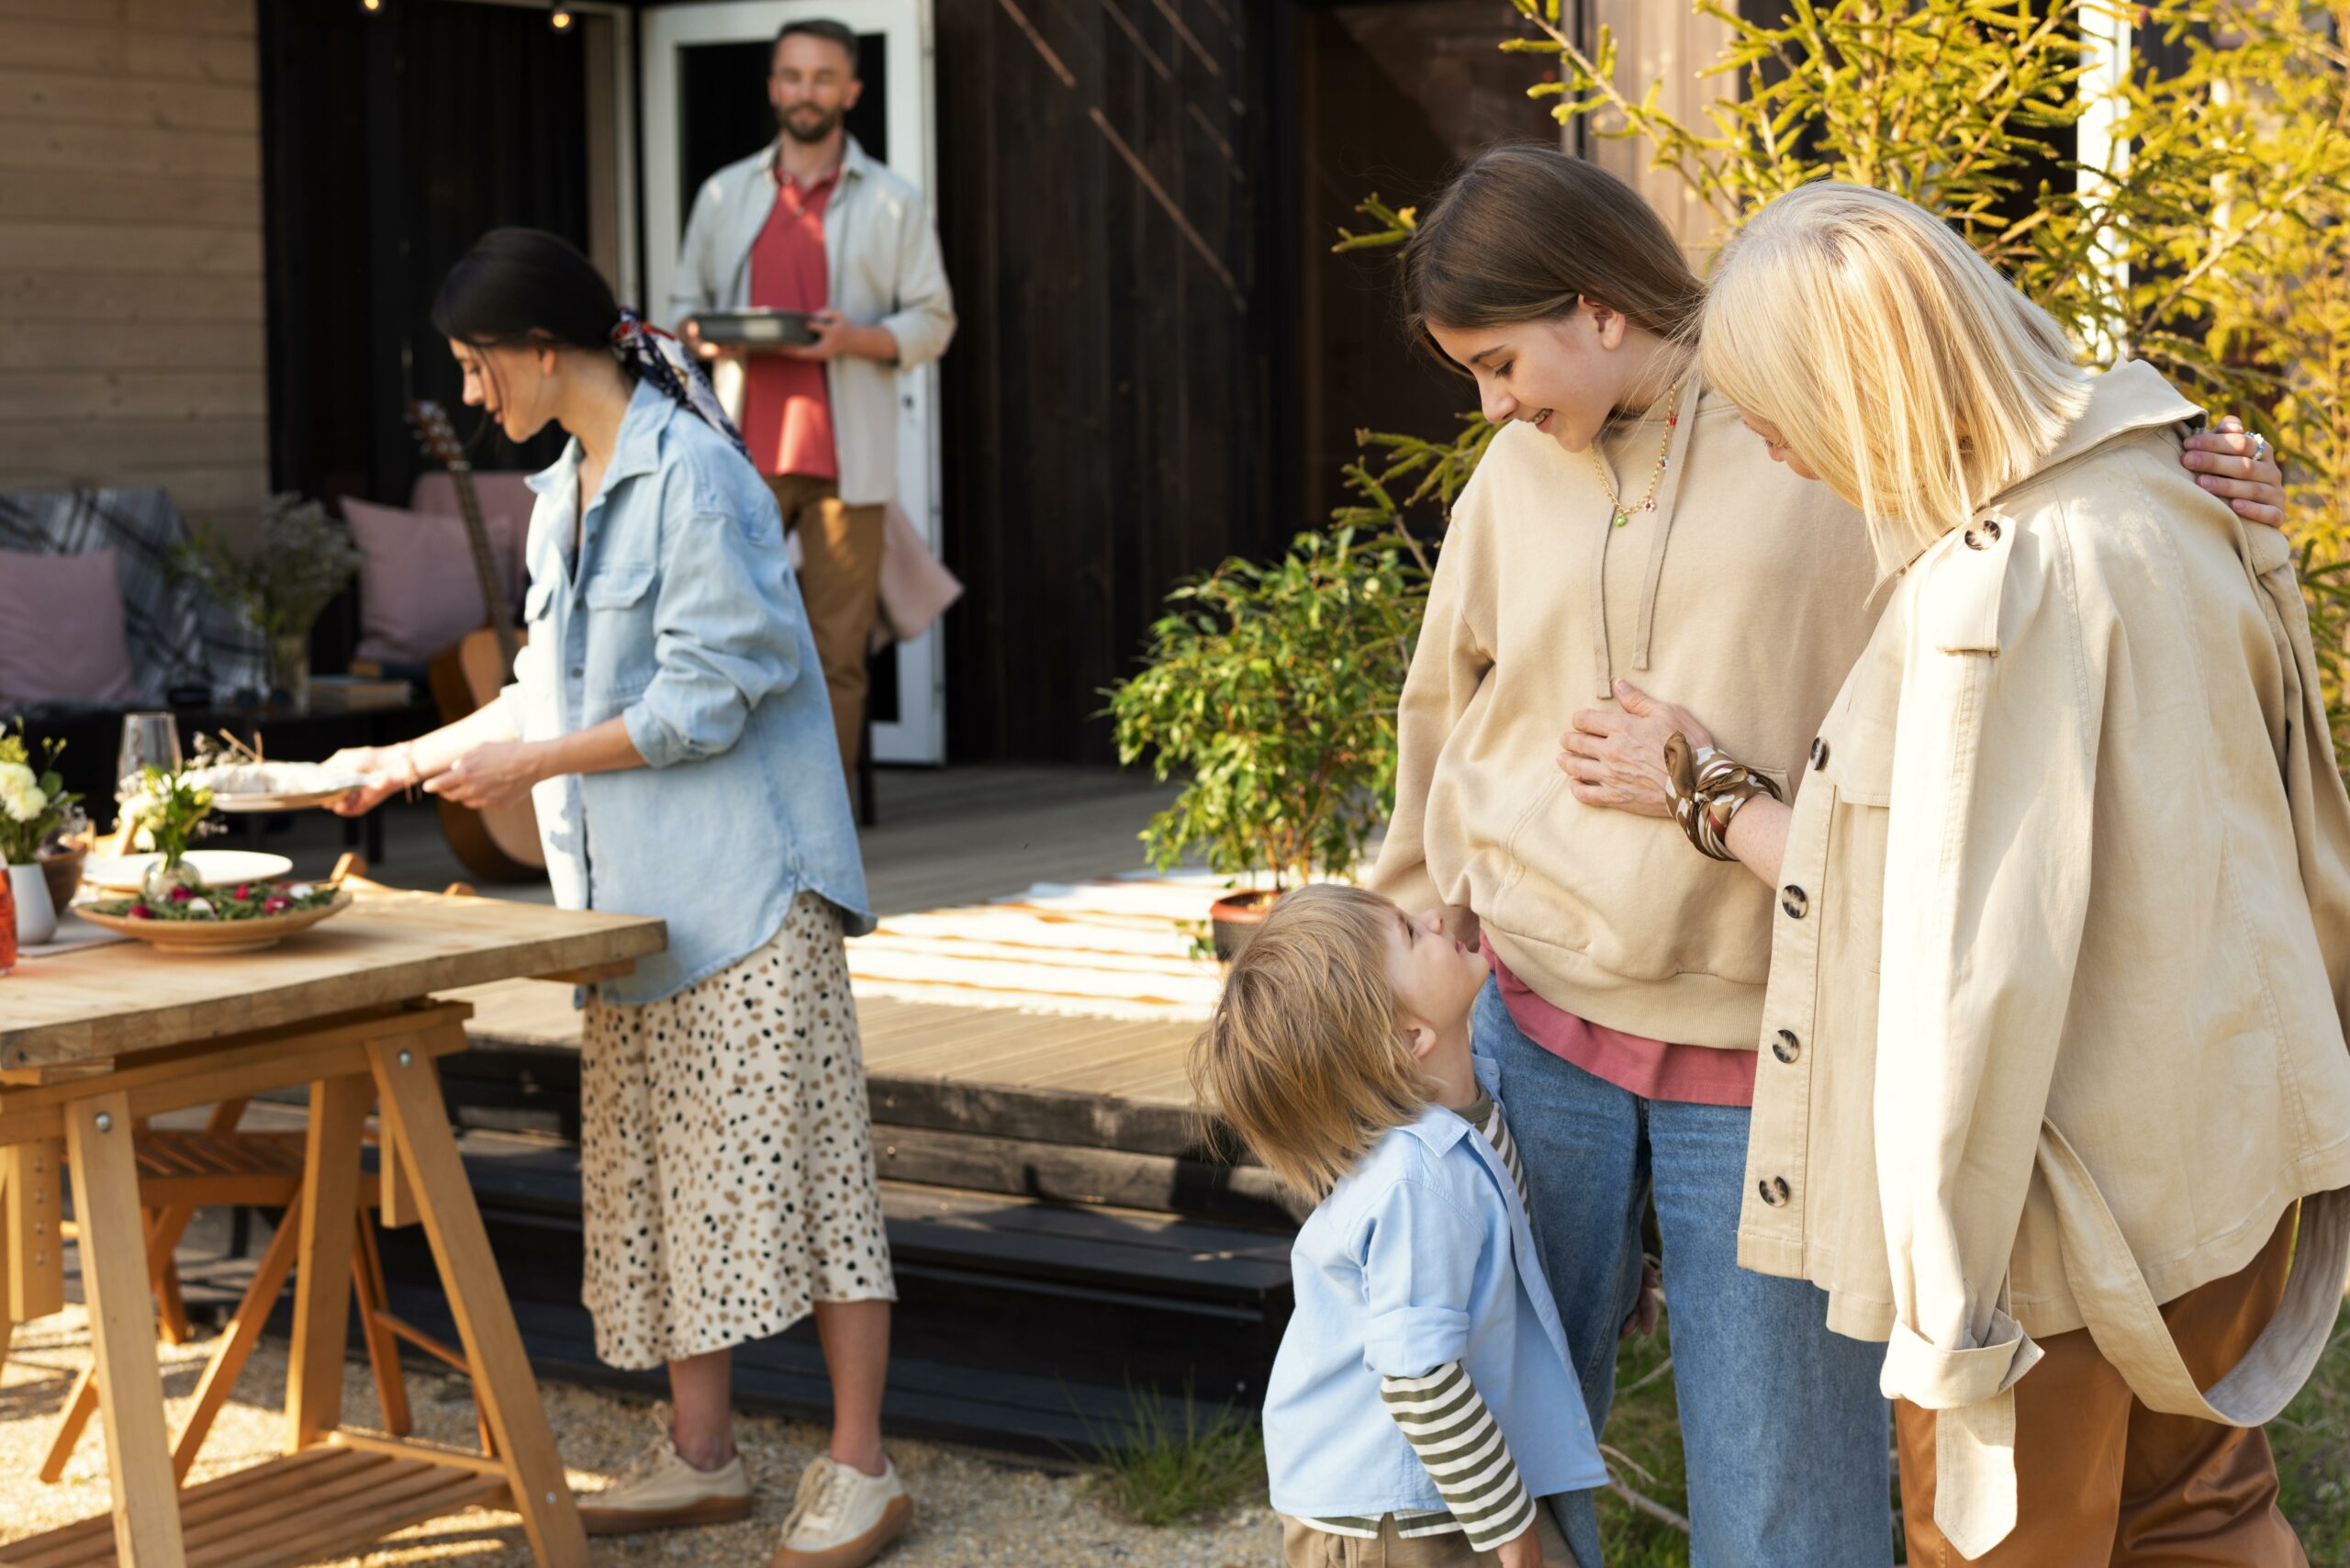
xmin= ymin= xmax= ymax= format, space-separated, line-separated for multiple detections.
xmin=0 ymin=1305 xmax=1284 ymax=1566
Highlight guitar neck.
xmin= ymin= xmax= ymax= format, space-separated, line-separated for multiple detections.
xmin=447 ymin=461 xmax=520 ymax=672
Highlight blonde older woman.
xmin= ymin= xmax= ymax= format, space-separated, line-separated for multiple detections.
xmin=1576 ymin=182 xmax=2350 ymax=1565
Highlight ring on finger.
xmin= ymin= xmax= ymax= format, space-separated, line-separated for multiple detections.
xmin=2253 ymin=433 xmax=2270 ymax=464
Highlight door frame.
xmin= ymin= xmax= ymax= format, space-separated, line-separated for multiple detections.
xmin=640 ymin=0 xmax=947 ymax=766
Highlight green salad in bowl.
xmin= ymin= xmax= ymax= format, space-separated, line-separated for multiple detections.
xmin=95 ymin=879 xmax=341 ymax=923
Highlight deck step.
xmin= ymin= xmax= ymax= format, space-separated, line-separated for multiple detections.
xmin=0 ymin=1444 xmax=505 ymax=1568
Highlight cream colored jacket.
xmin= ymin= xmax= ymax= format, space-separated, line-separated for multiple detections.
xmin=1371 ymin=382 xmax=1881 ymax=1047
xmin=1739 ymin=362 xmax=2350 ymax=1555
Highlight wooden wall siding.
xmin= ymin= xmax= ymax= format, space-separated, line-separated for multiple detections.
xmin=0 ymin=0 xmax=268 ymax=535
xmin=934 ymin=0 xmax=1271 ymax=764
xmin=1589 ymin=0 xmax=1732 ymax=252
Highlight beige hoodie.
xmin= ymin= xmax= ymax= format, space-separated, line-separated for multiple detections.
xmin=1371 ymin=380 xmax=1882 ymax=1048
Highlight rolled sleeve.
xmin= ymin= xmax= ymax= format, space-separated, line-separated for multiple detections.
xmin=668 ymin=179 xmax=726 ymax=323
xmin=1357 ymin=1179 xmax=1484 ymax=1379
xmin=1874 ymin=517 xmax=2097 ymax=1410
xmin=876 ymin=192 xmax=956 ymax=369
xmin=624 ymin=509 xmax=803 ymax=768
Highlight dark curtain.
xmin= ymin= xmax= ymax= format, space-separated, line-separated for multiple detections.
xmin=259 ymin=0 xmax=590 ymax=670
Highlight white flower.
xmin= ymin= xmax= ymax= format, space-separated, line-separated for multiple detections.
xmin=0 ymin=762 xmax=33 ymax=792
xmin=186 ymin=898 xmax=214 ymax=916
xmin=2 ymin=778 xmax=44 ymax=823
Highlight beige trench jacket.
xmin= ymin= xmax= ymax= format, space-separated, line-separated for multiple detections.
xmin=1738 ymin=363 xmax=2350 ymax=1555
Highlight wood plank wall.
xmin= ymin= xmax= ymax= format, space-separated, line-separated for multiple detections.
xmin=0 ymin=0 xmax=268 ymax=535
xmin=934 ymin=0 xmax=1272 ymax=764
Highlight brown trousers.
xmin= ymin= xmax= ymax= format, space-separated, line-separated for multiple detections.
xmin=1279 ymin=1507 xmax=1578 ymax=1567
xmin=767 ymin=472 xmax=885 ymax=781
xmin=1897 ymin=1208 xmax=2307 ymax=1567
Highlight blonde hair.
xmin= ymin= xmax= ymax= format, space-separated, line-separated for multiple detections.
xmin=1190 ymin=884 xmax=1427 ymax=1198
xmin=1699 ymin=182 xmax=2090 ymax=570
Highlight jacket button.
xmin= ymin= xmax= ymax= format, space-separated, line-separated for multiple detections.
xmin=1781 ymin=886 xmax=1807 ymax=919
xmin=1964 ymin=518 xmax=2003 ymax=551
xmin=1773 ymin=1029 xmax=1800 ymax=1063
xmin=569 ymin=666 xmax=584 ymax=678
xmin=1758 ymin=1175 xmax=1791 ymax=1206
xmin=1809 ymin=737 xmax=1829 ymax=770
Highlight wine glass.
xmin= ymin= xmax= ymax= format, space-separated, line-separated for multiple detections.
xmin=115 ymin=712 xmax=183 ymax=834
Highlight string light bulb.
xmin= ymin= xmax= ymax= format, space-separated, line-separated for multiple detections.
xmin=360 ymin=0 xmax=384 ymax=12
xmin=549 ymin=4 xmax=573 ymax=29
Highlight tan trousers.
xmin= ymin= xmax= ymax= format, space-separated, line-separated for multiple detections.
xmin=1896 ymin=1208 xmax=2307 ymax=1567
xmin=1280 ymin=1506 xmax=1578 ymax=1567
xmin=767 ymin=472 xmax=885 ymax=781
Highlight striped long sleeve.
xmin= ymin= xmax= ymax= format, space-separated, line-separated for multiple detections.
xmin=1379 ymin=1361 xmax=1537 ymax=1549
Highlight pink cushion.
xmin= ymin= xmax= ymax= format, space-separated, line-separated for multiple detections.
xmin=0 ymin=548 xmax=140 ymax=709
xmin=409 ymin=471 xmax=535 ymax=594
xmin=344 ymin=497 xmax=522 ymax=666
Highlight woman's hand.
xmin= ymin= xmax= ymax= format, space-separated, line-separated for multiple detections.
xmin=323 ymin=745 xmax=408 ymax=817
xmin=1559 ymin=680 xmax=1718 ymax=817
xmin=2184 ymin=415 xmax=2287 ymax=529
xmin=1619 ymin=1255 xmax=1663 ymax=1339
xmin=424 ymin=740 xmax=547 ymax=811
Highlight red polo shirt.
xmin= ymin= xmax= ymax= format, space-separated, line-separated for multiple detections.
xmin=742 ymin=163 xmax=840 ymax=480
xmin=1483 ymin=935 xmax=1758 ymax=1106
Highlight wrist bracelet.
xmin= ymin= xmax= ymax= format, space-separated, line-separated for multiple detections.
xmin=1664 ymin=733 xmax=1783 ymax=861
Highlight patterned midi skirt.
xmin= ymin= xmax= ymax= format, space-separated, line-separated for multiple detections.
xmin=578 ymin=890 xmax=896 ymax=1370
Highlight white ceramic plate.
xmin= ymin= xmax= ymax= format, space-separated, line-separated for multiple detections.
xmin=79 ymin=850 xmax=296 ymax=894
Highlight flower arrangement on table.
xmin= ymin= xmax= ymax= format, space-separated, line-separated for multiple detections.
xmin=114 ymin=758 xmax=224 ymax=902
xmin=0 ymin=722 xmax=84 ymax=868
xmin=172 ymin=494 xmax=365 ymax=709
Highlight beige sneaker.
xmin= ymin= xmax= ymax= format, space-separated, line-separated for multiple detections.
xmin=577 ymin=1429 xmax=755 ymax=1537
xmin=769 ymin=1453 xmax=913 ymax=1568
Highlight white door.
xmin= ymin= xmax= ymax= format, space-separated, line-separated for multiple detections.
xmin=642 ymin=0 xmax=946 ymax=765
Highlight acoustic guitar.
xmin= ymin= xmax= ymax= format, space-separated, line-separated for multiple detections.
xmin=407 ymin=399 xmax=546 ymax=881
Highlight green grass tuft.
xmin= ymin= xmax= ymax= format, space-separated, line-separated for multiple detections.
xmin=1069 ymin=1378 xmax=1268 ymax=1528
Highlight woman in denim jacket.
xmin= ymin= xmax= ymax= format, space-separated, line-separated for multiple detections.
xmin=332 ymin=230 xmax=912 ymax=1568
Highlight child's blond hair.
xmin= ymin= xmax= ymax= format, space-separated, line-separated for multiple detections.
xmin=1699 ymin=181 xmax=2090 ymax=572
xmin=1190 ymin=884 xmax=1428 ymax=1198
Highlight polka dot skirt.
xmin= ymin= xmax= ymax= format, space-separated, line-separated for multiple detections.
xmin=578 ymin=890 xmax=896 ymax=1371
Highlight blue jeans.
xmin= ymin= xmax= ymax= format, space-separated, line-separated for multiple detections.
xmin=1478 ymin=977 xmax=1893 ymax=1568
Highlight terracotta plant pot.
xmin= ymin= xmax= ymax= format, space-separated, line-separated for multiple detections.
xmin=1209 ymin=888 xmax=1281 ymax=962
xmin=36 ymin=844 xmax=85 ymax=914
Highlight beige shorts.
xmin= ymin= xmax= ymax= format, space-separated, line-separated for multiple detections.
xmin=1278 ymin=1504 xmax=1578 ymax=1567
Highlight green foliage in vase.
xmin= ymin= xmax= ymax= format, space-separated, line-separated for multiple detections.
xmin=1106 ymin=530 xmax=1420 ymax=889
xmin=119 ymin=764 xmax=218 ymax=870
xmin=174 ymin=493 xmax=366 ymax=641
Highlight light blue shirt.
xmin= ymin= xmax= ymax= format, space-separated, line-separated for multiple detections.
xmin=501 ymin=378 xmax=873 ymax=1003
xmin=1263 ymin=1053 xmax=1609 ymax=1519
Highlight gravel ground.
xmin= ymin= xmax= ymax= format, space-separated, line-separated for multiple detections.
xmin=0 ymin=1305 xmax=1284 ymax=1566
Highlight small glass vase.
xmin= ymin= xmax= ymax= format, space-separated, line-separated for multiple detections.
xmin=270 ymin=631 xmax=311 ymax=712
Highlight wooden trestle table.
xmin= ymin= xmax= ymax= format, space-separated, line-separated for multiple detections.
xmin=0 ymin=886 xmax=666 ymax=1568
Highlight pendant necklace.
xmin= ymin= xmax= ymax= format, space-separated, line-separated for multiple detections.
xmin=1591 ymin=382 xmax=1684 ymax=528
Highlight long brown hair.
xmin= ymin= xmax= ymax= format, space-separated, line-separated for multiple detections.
xmin=1403 ymin=145 xmax=1705 ymax=346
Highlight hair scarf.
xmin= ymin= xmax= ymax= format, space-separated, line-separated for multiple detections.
xmin=609 ymin=306 xmax=751 ymax=462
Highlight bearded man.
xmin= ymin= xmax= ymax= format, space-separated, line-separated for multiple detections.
xmin=672 ymin=17 xmax=956 ymax=784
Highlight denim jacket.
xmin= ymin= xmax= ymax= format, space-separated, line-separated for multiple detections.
xmin=1262 ymin=1052 xmax=1609 ymax=1519
xmin=500 ymin=378 xmax=874 ymax=1004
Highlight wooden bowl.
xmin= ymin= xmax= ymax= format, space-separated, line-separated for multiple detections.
xmin=36 ymin=845 xmax=85 ymax=913
xmin=75 ymin=888 xmax=355 ymax=956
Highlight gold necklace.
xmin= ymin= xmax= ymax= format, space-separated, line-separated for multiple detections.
xmin=1591 ymin=383 xmax=1684 ymax=528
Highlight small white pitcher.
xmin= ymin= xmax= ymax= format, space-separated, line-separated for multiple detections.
xmin=8 ymin=861 xmax=57 ymax=946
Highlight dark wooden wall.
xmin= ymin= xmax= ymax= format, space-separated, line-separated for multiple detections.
xmin=934 ymin=0 xmax=1279 ymax=764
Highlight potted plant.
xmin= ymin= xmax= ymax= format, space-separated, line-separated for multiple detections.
xmin=117 ymin=761 xmax=220 ymax=904
xmin=1108 ymin=528 xmax=1417 ymax=959
xmin=173 ymin=494 xmax=365 ymax=711
xmin=0 ymin=723 xmax=84 ymax=945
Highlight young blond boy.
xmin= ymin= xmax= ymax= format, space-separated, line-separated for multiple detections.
xmin=1195 ymin=884 xmax=1606 ymax=1568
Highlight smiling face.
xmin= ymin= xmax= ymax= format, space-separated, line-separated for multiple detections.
xmin=450 ymin=338 xmax=557 ymax=445
xmin=1735 ymin=409 xmax=1822 ymax=481
xmin=1382 ymin=904 xmax=1490 ymax=1043
xmin=1426 ymin=304 xmax=1639 ymax=454
xmin=769 ymin=32 xmax=861 ymax=147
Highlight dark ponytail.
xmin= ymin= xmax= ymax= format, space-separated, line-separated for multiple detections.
xmin=433 ymin=226 xmax=748 ymax=460
xmin=431 ymin=227 xmax=623 ymax=354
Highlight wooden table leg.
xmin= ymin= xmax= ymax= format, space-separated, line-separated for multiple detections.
xmin=285 ymin=1073 xmax=371 ymax=1451
xmin=66 ymin=1089 xmax=187 ymax=1566
xmin=369 ymin=1033 xmax=587 ymax=1568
